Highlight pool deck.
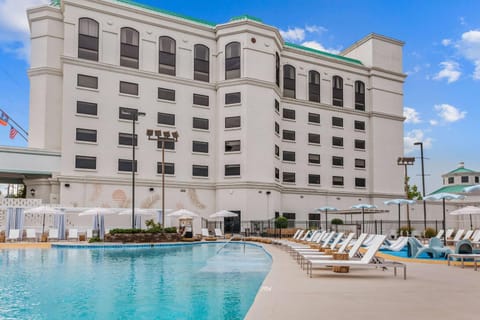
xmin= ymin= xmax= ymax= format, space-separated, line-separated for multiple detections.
xmin=246 ymin=243 xmax=480 ymax=320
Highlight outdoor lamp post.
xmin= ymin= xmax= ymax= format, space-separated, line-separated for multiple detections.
xmin=397 ymin=157 xmax=415 ymax=233
xmin=414 ymin=142 xmax=427 ymax=230
xmin=146 ymin=129 xmax=179 ymax=227
xmin=120 ymin=109 xmax=146 ymax=229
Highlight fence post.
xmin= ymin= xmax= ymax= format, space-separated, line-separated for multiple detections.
xmin=380 ymin=220 xmax=383 ymax=235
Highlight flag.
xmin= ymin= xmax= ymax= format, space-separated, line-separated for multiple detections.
xmin=0 ymin=111 xmax=8 ymax=126
xmin=9 ymin=127 xmax=17 ymax=139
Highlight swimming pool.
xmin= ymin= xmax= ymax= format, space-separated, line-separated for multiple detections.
xmin=0 ymin=242 xmax=271 ymax=320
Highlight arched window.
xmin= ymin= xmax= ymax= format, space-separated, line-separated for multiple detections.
xmin=283 ymin=65 xmax=296 ymax=98
xmin=275 ymin=52 xmax=280 ymax=87
xmin=332 ymin=76 xmax=343 ymax=107
xmin=78 ymin=18 xmax=99 ymax=61
xmin=159 ymin=36 xmax=176 ymax=75
xmin=194 ymin=44 xmax=209 ymax=82
xmin=225 ymin=42 xmax=240 ymax=79
xmin=355 ymin=81 xmax=365 ymax=111
xmin=120 ymin=27 xmax=139 ymax=69
xmin=308 ymin=71 xmax=320 ymax=102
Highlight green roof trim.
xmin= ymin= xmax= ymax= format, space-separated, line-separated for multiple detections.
xmin=229 ymin=15 xmax=263 ymax=23
xmin=115 ymin=0 xmax=216 ymax=27
xmin=285 ymin=42 xmax=363 ymax=66
xmin=428 ymin=184 xmax=473 ymax=196
xmin=447 ymin=167 xmax=476 ymax=174
xmin=50 ymin=0 xmax=60 ymax=7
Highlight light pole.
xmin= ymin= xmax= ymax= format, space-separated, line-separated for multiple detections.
xmin=120 ymin=109 xmax=146 ymax=229
xmin=414 ymin=142 xmax=427 ymax=231
xmin=397 ymin=157 xmax=415 ymax=234
xmin=146 ymin=129 xmax=179 ymax=227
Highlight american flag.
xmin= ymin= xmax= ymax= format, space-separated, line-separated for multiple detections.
xmin=9 ymin=127 xmax=17 ymax=139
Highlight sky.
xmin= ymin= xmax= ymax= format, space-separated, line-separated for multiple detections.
xmin=0 ymin=0 xmax=479 ymax=194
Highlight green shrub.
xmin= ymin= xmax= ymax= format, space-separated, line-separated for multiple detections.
xmin=275 ymin=216 xmax=288 ymax=229
xmin=330 ymin=218 xmax=344 ymax=225
xmin=109 ymin=228 xmax=144 ymax=234
xmin=424 ymin=227 xmax=436 ymax=238
xmin=88 ymin=236 xmax=101 ymax=243
xmin=164 ymin=227 xmax=177 ymax=233
xmin=399 ymin=226 xmax=414 ymax=236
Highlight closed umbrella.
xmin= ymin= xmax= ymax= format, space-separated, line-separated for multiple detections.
xmin=384 ymin=199 xmax=416 ymax=235
xmin=449 ymin=206 xmax=480 ymax=230
xmin=79 ymin=208 xmax=119 ymax=239
xmin=351 ymin=204 xmax=377 ymax=233
xmin=424 ymin=193 xmax=465 ymax=245
xmin=315 ymin=206 xmax=338 ymax=231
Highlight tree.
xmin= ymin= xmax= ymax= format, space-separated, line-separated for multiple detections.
xmin=275 ymin=216 xmax=288 ymax=239
xmin=407 ymin=177 xmax=422 ymax=200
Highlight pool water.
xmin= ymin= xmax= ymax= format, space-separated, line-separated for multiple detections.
xmin=0 ymin=243 xmax=271 ymax=320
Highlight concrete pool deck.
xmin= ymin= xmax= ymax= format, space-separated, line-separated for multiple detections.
xmin=246 ymin=243 xmax=480 ymax=320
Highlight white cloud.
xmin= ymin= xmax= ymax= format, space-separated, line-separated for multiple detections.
xmin=429 ymin=119 xmax=439 ymax=126
xmin=404 ymin=130 xmax=433 ymax=154
xmin=434 ymin=103 xmax=466 ymax=122
xmin=280 ymin=27 xmax=306 ymax=42
xmin=433 ymin=61 xmax=461 ymax=83
xmin=403 ymin=107 xmax=421 ymax=124
xmin=305 ymin=25 xmax=327 ymax=34
xmin=0 ymin=0 xmax=50 ymax=60
xmin=301 ymin=40 xmax=340 ymax=54
xmin=441 ymin=39 xmax=452 ymax=46
xmin=458 ymin=30 xmax=480 ymax=80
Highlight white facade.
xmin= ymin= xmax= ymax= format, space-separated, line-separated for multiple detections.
xmin=26 ymin=0 xmax=408 ymax=227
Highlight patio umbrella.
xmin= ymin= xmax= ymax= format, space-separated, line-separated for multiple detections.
xmin=384 ymin=199 xmax=416 ymax=234
xmin=210 ymin=210 xmax=239 ymax=232
xmin=24 ymin=206 xmax=60 ymax=235
xmin=449 ymin=206 xmax=480 ymax=230
xmin=351 ymin=204 xmax=377 ymax=233
xmin=315 ymin=206 xmax=338 ymax=231
xmin=463 ymin=185 xmax=480 ymax=193
xmin=167 ymin=209 xmax=199 ymax=218
xmin=79 ymin=207 xmax=119 ymax=239
xmin=424 ymin=193 xmax=465 ymax=245
xmin=118 ymin=208 xmax=156 ymax=229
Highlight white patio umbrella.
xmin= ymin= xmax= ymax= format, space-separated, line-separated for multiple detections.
xmin=351 ymin=204 xmax=377 ymax=232
xmin=424 ymin=193 xmax=465 ymax=245
xmin=167 ymin=209 xmax=199 ymax=218
xmin=384 ymin=199 xmax=416 ymax=234
xmin=79 ymin=207 xmax=119 ymax=239
xmin=463 ymin=185 xmax=480 ymax=193
xmin=209 ymin=210 xmax=238 ymax=231
xmin=315 ymin=206 xmax=338 ymax=231
xmin=449 ymin=206 xmax=480 ymax=230
xmin=118 ymin=208 xmax=156 ymax=229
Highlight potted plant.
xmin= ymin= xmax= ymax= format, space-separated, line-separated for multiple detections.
xmin=330 ymin=218 xmax=344 ymax=231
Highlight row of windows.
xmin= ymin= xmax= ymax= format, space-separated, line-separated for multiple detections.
xmin=273 ymin=169 xmax=366 ymax=187
xmin=447 ymin=176 xmax=480 ymax=184
xmin=275 ymin=148 xmax=366 ymax=168
xmin=277 ymin=129 xmax=366 ymax=149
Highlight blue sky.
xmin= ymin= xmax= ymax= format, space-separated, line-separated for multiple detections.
xmin=0 ymin=0 xmax=479 ymax=194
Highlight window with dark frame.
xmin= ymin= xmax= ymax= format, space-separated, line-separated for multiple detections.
xmin=275 ymin=122 xmax=280 ymax=134
xmin=275 ymin=52 xmax=280 ymax=87
xmin=355 ymin=81 xmax=365 ymax=111
xmin=332 ymin=116 xmax=344 ymax=127
xmin=355 ymin=139 xmax=366 ymax=150
xmin=308 ymin=153 xmax=320 ymax=164
xmin=332 ymin=75 xmax=343 ymax=107
xmin=275 ymin=144 xmax=280 ymax=157
xmin=282 ymin=150 xmax=295 ymax=162
xmin=77 ymin=101 xmax=97 ymax=116
xmin=193 ymin=117 xmax=209 ymax=130
xmin=308 ymin=112 xmax=320 ymax=124
xmin=332 ymin=176 xmax=344 ymax=186
xmin=355 ymin=158 xmax=366 ymax=168
xmin=225 ymin=116 xmax=241 ymax=128
xmin=194 ymin=44 xmax=209 ymax=82
xmin=192 ymin=165 xmax=208 ymax=177
xmin=308 ymin=70 xmax=321 ymax=102
xmin=119 ymin=81 xmax=138 ymax=95
xmin=225 ymin=42 xmax=240 ymax=79
xmin=119 ymin=107 xmax=137 ymax=120
xmin=158 ymin=88 xmax=175 ymax=101
xmin=332 ymin=156 xmax=344 ymax=166
xmin=282 ymin=212 xmax=296 ymax=220
xmin=354 ymin=120 xmax=365 ymax=131
xmin=225 ymin=164 xmax=240 ymax=176
xmin=192 ymin=141 xmax=209 ymax=153
xmin=77 ymin=74 xmax=98 ymax=89
xmin=332 ymin=136 xmax=344 ymax=147
xmin=118 ymin=132 xmax=137 ymax=146
xmin=283 ymin=64 xmax=296 ymax=98
xmin=476 ymin=176 xmax=479 ymax=183
xmin=275 ymin=99 xmax=280 ymax=112
xmin=225 ymin=92 xmax=241 ymax=104
xmin=275 ymin=167 xmax=280 ymax=180
xmin=225 ymin=140 xmax=241 ymax=152
xmin=76 ymin=128 xmax=97 ymax=142
xmin=461 ymin=176 xmax=469 ymax=183
xmin=157 ymin=112 xmax=175 ymax=126
xmin=75 ymin=155 xmax=96 ymax=170
xmin=282 ymin=108 xmax=296 ymax=120
xmin=448 ymin=177 xmax=454 ymax=184
xmin=193 ymin=94 xmax=209 ymax=106
xmin=120 ymin=27 xmax=139 ymax=69
xmin=159 ymin=36 xmax=176 ymax=76
xmin=355 ymin=178 xmax=366 ymax=187
xmin=118 ymin=159 xmax=137 ymax=172
xmin=282 ymin=130 xmax=295 ymax=141
xmin=308 ymin=133 xmax=320 ymax=144
xmin=157 ymin=140 xmax=175 ymax=150
xmin=309 ymin=213 xmax=320 ymax=221
xmin=282 ymin=172 xmax=296 ymax=183
xmin=157 ymin=162 xmax=175 ymax=175
xmin=309 ymin=174 xmax=321 ymax=185
xmin=78 ymin=18 xmax=99 ymax=61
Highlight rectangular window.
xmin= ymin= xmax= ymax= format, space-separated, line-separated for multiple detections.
xmin=157 ymin=140 xmax=175 ymax=150
xmin=355 ymin=158 xmax=366 ymax=169
xmin=75 ymin=155 xmax=96 ymax=170
xmin=76 ymin=128 xmax=97 ymax=142
xmin=282 ymin=130 xmax=295 ymax=141
xmin=275 ymin=99 xmax=280 ymax=112
xmin=193 ymin=165 xmax=208 ymax=177
xmin=157 ymin=112 xmax=175 ymax=126
xmin=308 ymin=133 xmax=320 ymax=144
xmin=332 ymin=117 xmax=344 ymax=127
xmin=332 ymin=136 xmax=344 ymax=147
xmin=308 ymin=153 xmax=320 ymax=164
xmin=77 ymin=101 xmax=97 ymax=116
xmin=77 ymin=74 xmax=98 ymax=89
xmin=192 ymin=141 xmax=209 ymax=153
xmin=309 ymin=213 xmax=320 ymax=221
xmin=193 ymin=117 xmax=209 ymax=130
xmin=448 ymin=177 xmax=454 ymax=184
xmin=355 ymin=139 xmax=366 ymax=150
xmin=225 ymin=116 xmax=241 ymax=128
xmin=275 ymin=167 xmax=280 ymax=180
xmin=332 ymin=156 xmax=344 ymax=167
xmin=283 ymin=172 xmax=296 ymax=183
xmin=461 ymin=176 xmax=469 ymax=183
xmin=282 ymin=151 xmax=295 ymax=162
xmin=275 ymin=144 xmax=280 ymax=157
xmin=193 ymin=94 xmax=209 ymax=106
xmin=118 ymin=132 xmax=137 ymax=146
xmin=158 ymin=88 xmax=175 ymax=101
xmin=225 ymin=140 xmax=241 ymax=152
xmin=309 ymin=174 xmax=321 ymax=185
xmin=308 ymin=113 xmax=320 ymax=124
xmin=225 ymin=92 xmax=241 ymax=104
xmin=225 ymin=164 xmax=240 ymax=176
xmin=275 ymin=122 xmax=280 ymax=134
xmin=282 ymin=108 xmax=296 ymax=120
xmin=157 ymin=162 xmax=175 ymax=175
xmin=119 ymin=81 xmax=138 ymax=95
xmin=332 ymin=176 xmax=344 ymax=186
xmin=476 ymin=176 xmax=479 ymax=183
xmin=355 ymin=178 xmax=366 ymax=187
xmin=283 ymin=212 xmax=296 ymax=220
xmin=354 ymin=120 xmax=365 ymax=131
xmin=119 ymin=107 xmax=137 ymax=120
xmin=118 ymin=159 xmax=137 ymax=172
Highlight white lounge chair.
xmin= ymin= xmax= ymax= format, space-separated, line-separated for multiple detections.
xmin=435 ymin=230 xmax=444 ymax=239
xmin=214 ymin=228 xmax=224 ymax=238
xmin=86 ymin=229 xmax=93 ymax=239
xmin=68 ymin=229 xmax=79 ymax=241
xmin=201 ymin=228 xmax=210 ymax=237
xmin=445 ymin=229 xmax=455 ymax=239
xmin=48 ymin=228 xmax=59 ymax=241
xmin=7 ymin=229 xmax=20 ymax=242
xmin=462 ymin=230 xmax=474 ymax=241
xmin=447 ymin=229 xmax=465 ymax=244
xmin=25 ymin=228 xmax=37 ymax=241
xmin=306 ymin=235 xmax=406 ymax=279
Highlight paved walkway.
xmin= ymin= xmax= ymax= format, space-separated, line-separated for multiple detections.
xmin=246 ymin=244 xmax=480 ymax=320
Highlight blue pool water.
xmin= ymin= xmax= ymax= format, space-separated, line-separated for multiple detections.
xmin=0 ymin=243 xmax=271 ymax=320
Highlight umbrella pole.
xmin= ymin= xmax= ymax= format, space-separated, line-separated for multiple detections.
xmin=398 ymin=203 xmax=401 ymax=235
xmin=470 ymin=214 xmax=473 ymax=230
xmin=42 ymin=213 xmax=45 ymax=235
xmin=442 ymin=198 xmax=446 ymax=246
xmin=362 ymin=208 xmax=365 ymax=233
xmin=325 ymin=210 xmax=328 ymax=231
